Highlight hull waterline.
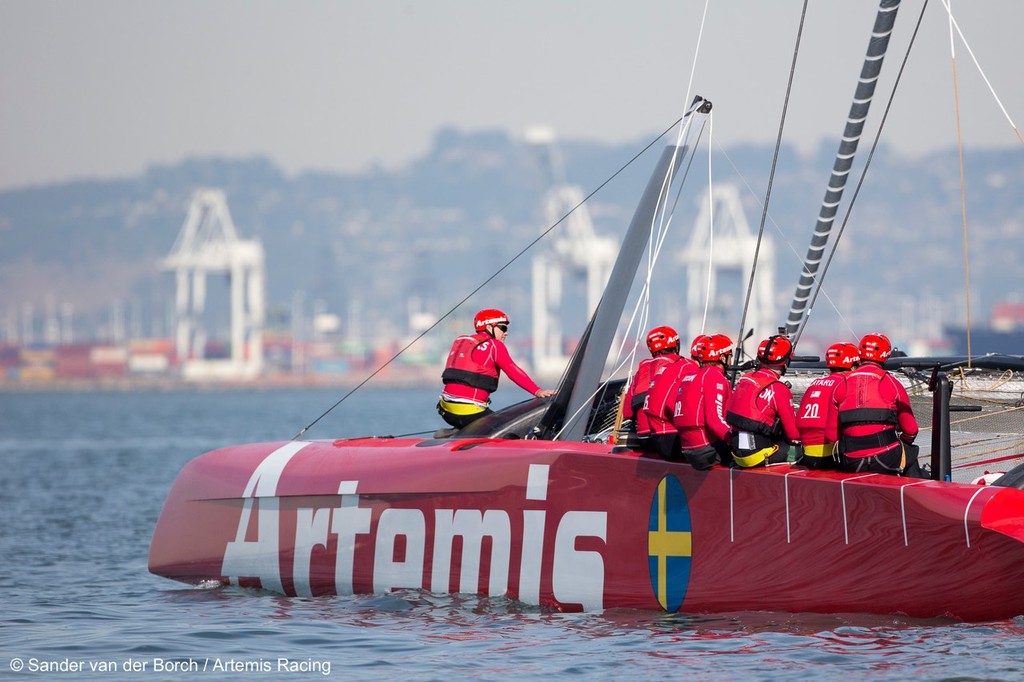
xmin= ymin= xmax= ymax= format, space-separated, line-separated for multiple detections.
xmin=149 ymin=437 xmax=1024 ymax=621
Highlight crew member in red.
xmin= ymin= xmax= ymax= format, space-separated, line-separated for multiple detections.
xmin=829 ymin=333 xmax=923 ymax=477
xmin=641 ymin=334 xmax=703 ymax=460
xmin=622 ymin=326 xmax=683 ymax=443
xmin=673 ymin=333 xmax=734 ymax=469
xmin=725 ymin=334 xmax=801 ymax=467
xmin=437 ymin=309 xmax=555 ymax=429
xmin=795 ymin=342 xmax=858 ymax=470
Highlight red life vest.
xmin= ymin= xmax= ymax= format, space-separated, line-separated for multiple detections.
xmin=671 ymin=370 xmax=703 ymax=430
xmin=837 ymin=367 xmax=898 ymax=428
xmin=441 ymin=333 xmax=499 ymax=393
xmin=725 ymin=368 xmax=780 ymax=437
xmin=796 ymin=374 xmax=844 ymax=446
xmin=673 ymin=365 xmax=731 ymax=449
xmin=642 ymin=357 xmax=697 ymax=435
xmin=625 ymin=354 xmax=677 ymax=417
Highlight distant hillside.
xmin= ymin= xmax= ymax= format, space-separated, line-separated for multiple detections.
xmin=0 ymin=127 xmax=1020 ymax=349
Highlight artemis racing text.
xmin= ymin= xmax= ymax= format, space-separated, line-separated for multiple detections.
xmin=221 ymin=443 xmax=608 ymax=609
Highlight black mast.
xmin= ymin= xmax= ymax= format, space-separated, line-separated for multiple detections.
xmin=785 ymin=0 xmax=901 ymax=336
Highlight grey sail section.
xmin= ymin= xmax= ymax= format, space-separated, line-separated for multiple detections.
xmin=785 ymin=0 xmax=901 ymax=335
xmin=555 ymin=98 xmax=711 ymax=441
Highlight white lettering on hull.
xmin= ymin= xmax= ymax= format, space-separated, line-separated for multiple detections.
xmin=432 ymin=509 xmax=512 ymax=595
xmin=374 ymin=509 xmax=426 ymax=593
xmin=332 ymin=481 xmax=371 ymax=595
xmin=552 ymin=511 xmax=608 ymax=611
xmin=221 ymin=454 xmax=609 ymax=609
xmin=222 ymin=441 xmax=310 ymax=592
xmin=293 ymin=507 xmax=330 ymax=597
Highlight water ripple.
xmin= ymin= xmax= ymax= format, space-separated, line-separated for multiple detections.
xmin=6 ymin=390 xmax=1024 ymax=680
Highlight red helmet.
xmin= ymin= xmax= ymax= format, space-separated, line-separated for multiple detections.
xmin=858 ymin=332 xmax=892 ymax=363
xmin=825 ymin=342 xmax=859 ymax=370
xmin=695 ymin=334 xmax=733 ymax=363
xmin=646 ymin=326 xmax=680 ymax=354
xmin=474 ymin=308 xmax=509 ymax=332
xmin=757 ymin=335 xmax=793 ymax=365
xmin=689 ymin=334 xmax=709 ymax=359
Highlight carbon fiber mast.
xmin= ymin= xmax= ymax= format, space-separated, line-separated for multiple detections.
xmin=536 ymin=96 xmax=713 ymax=442
xmin=784 ymin=0 xmax=901 ymax=336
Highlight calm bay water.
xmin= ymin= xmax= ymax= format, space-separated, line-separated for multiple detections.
xmin=3 ymin=387 xmax=1024 ymax=680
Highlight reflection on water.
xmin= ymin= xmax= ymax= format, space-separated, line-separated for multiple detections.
xmin=3 ymin=389 xmax=1024 ymax=680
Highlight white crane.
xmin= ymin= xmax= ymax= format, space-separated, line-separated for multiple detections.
xmin=679 ymin=184 xmax=775 ymax=349
xmin=161 ymin=189 xmax=265 ymax=380
xmin=526 ymin=127 xmax=617 ymax=379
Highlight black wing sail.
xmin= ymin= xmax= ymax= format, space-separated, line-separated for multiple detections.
xmin=547 ymin=97 xmax=712 ymax=441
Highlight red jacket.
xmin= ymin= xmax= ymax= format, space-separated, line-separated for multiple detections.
xmin=829 ymin=362 xmax=918 ymax=459
xmin=725 ymin=366 xmax=800 ymax=443
xmin=441 ymin=333 xmax=541 ymax=405
xmin=642 ymin=357 xmax=698 ymax=436
xmin=796 ymin=373 xmax=846 ymax=447
xmin=622 ymin=353 xmax=680 ymax=434
xmin=673 ymin=364 xmax=731 ymax=449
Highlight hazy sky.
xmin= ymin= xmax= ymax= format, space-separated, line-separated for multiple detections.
xmin=1 ymin=0 xmax=1021 ymax=191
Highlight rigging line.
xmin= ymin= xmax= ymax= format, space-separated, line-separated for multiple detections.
xmin=560 ymin=348 xmax=638 ymax=438
xmin=736 ymin=0 xmax=808 ymax=361
xmin=672 ymin=0 xmax=713 ymax=169
xmin=291 ymin=118 xmax=684 ymax=440
xmin=649 ymin=121 xmax=709 ymax=274
xmin=632 ymin=0 xmax=709 ymax=356
xmin=716 ymin=145 xmax=815 ymax=266
xmin=794 ymin=0 xmax=929 ymax=347
xmin=634 ymin=118 xmax=709 ymax=344
xmin=714 ymin=142 xmax=850 ymax=341
xmin=939 ymin=0 xmax=1024 ymax=145
xmin=713 ymin=142 xmax=859 ymax=339
xmin=557 ymin=121 xmax=708 ymax=440
xmin=617 ymin=108 xmax=707 ymax=360
xmin=639 ymin=97 xmax=704 ymax=330
xmin=785 ymin=0 xmax=901 ymax=337
xmin=613 ymin=114 xmax=710 ymax=393
xmin=612 ymin=127 xmax=706 ymax=382
xmin=648 ymin=114 xmax=704 ymax=276
xmin=623 ymin=117 xmax=709 ymax=371
xmin=947 ymin=1 xmax=972 ymax=366
xmin=700 ymin=112 xmax=715 ymax=334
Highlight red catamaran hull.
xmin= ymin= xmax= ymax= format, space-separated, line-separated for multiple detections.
xmin=149 ymin=437 xmax=1024 ymax=621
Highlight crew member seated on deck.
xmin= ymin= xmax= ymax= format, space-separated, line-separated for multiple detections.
xmin=641 ymin=333 xmax=702 ymax=460
xmin=437 ymin=309 xmax=555 ymax=430
xmin=829 ymin=333 xmax=924 ymax=477
xmin=621 ymin=326 xmax=683 ymax=447
xmin=673 ymin=333 xmax=734 ymax=470
xmin=725 ymin=335 xmax=800 ymax=467
xmin=795 ymin=342 xmax=858 ymax=470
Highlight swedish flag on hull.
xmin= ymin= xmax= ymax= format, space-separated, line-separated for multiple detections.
xmin=647 ymin=474 xmax=692 ymax=611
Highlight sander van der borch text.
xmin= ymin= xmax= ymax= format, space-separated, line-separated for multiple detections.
xmin=13 ymin=656 xmax=332 ymax=675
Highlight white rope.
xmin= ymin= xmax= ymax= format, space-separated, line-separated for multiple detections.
xmin=616 ymin=107 xmax=702 ymax=370
xmin=700 ymin=111 xmax=715 ymax=335
xmin=939 ymin=0 xmax=1023 ymax=141
xmin=622 ymin=0 xmax=712 ymax=378
xmin=557 ymin=106 xmax=706 ymax=441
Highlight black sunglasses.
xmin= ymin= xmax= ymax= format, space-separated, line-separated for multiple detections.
xmin=495 ymin=324 xmax=509 ymax=332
